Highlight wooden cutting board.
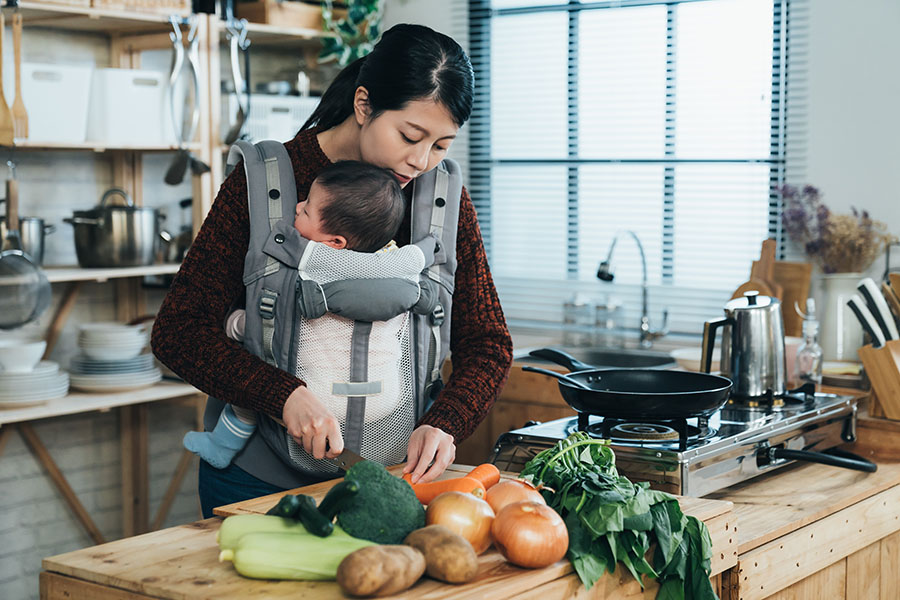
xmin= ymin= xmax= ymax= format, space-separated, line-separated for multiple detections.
xmin=732 ymin=239 xmax=782 ymax=301
xmin=772 ymin=261 xmax=813 ymax=337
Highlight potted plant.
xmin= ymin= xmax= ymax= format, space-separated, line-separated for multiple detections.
xmin=319 ymin=0 xmax=384 ymax=66
xmin=780 ymin=184 xmax=896 ymax=361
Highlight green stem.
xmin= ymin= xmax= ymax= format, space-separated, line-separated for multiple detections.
xmin=537 ymin=439 xmax=610 ymax=481
xmin=574 ymin=490 xmax=588 ymax=512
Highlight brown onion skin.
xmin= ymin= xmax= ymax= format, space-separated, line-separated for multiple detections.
xmin=485 ymin=479 xmax=546 ymax=514
xmin=491 ymin=501 xmax=569 ymax=569
xmin=425 ymin=491 xmax=496 ymax=554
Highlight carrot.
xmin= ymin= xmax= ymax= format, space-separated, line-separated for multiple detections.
xmin=401 ymin=474 xmax=486 ymax=505
xmin=467 ymin=463 xmax=500 ymax=490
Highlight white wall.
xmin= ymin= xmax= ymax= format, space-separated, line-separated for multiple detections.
xmin=805 ymin=0 xmax=900 ymax=247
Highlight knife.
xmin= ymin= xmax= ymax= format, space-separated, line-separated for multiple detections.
xmin=847 ymin=294 xmax=887 ymax=348
xmin=325 ymin=447 xmax=367 ymax=471
xmin=857 ymin=277 xmax=899 ymax=341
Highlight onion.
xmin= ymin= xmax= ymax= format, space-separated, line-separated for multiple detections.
xmin=485 ymin=479 xmax=546 ymax=514
xmin=491 ymin=502 xmax=568 ymax=569
xmin=425 ymin=491 xmax=495 ymax=554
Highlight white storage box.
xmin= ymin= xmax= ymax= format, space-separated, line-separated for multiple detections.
xmin=19 ymin=63 xmax=93 ymax=144
xmin=222 ymin=94 xmax=320 ymax=143
xmin=87 ymin=68 xmax=174 ymax=146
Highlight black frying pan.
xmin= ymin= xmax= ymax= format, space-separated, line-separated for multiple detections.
xmin=522 ymin=347 xmax=733 ymax=420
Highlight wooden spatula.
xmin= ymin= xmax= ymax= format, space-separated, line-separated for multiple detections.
xmin=0 ymin=13 xmax=15 ymax=146
xmin=890 ymin=273 xmax=900 ymax=299
xmin=11 ymin=12 xmax=27 ymax=140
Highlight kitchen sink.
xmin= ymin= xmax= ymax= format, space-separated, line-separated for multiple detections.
xmin=514 ymin=346 xmax=677 ymax=370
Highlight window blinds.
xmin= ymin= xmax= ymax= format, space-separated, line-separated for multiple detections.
xmin=468 ymin=0 xmax=807 ymax=337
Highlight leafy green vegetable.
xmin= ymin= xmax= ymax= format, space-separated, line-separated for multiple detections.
xmin=520 ymin=432 xmax=717 ymax=599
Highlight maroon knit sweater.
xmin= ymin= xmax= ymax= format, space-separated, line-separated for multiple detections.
xmin=151 ymin=128 xmax=513 ymax=443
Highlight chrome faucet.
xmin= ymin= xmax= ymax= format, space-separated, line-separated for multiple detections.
xmin=597 ymin=230 xmax=669 ymax=348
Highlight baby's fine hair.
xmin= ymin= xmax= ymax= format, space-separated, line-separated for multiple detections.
xmin=315 ymin=161 xmax=406 ymax=253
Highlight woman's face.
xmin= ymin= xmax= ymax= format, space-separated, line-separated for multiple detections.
xmin=355 ymin=91 xmax=459 ymax=188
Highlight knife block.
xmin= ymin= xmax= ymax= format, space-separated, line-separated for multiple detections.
xmin=858 ymin=340 xmax=900 ymax=420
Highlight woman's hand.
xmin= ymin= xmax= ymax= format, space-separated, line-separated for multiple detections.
xmin=403 ymin=425 xmax=456 ymax=484
xmin=282 ymin=386 xmax=343 ymax=459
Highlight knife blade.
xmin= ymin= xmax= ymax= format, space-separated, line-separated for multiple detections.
xmin=857 ymin=277 xmax=899 ymax=341
xmin=326 ymin=448 xmax=367 ymax=471
xmin=848 ymin=294 xmax=887 ymax=348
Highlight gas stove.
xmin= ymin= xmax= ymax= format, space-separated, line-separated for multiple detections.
xmin=491 ymin=391 xmax=863 ymax=496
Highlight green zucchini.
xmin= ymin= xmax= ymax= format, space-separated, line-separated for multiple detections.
xmin=317 ymin=479 xmax=360 ymax=520
xmin=266 ymin=494 xmax=303 ymax=519
xmin=295 ymin=494 xmax=335 ymax=537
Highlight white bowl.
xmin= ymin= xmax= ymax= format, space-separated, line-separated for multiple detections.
xmin=0 ymin=339 xmax=47 ymax=373
xmin=670 ymin=346 xmax=720 ymax=372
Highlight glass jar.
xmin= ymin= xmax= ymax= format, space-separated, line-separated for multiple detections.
xmin=563 ymin=294 xmax=596 ymax=347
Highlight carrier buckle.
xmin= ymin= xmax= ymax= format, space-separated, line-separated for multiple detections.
xmin=259 ymin=291 xmax=278 ymax=320
xmin=431 ymin=303 xmax=445 ymax=326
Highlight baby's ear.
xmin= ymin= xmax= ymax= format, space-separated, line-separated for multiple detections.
xmin=322 ymin=235 xmax=348 ymax=250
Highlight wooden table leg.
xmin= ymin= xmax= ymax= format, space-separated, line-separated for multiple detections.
xmin=17 ymin=423 xmax=106 ymax=546
xmin=151 ymin=448 xmax=195 ymax=531
xmin=121 ymin=404 xmax=150 ymax=537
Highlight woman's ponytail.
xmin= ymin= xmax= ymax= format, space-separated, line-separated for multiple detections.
xmin=301 ymin=56 xmax=367 ymax=131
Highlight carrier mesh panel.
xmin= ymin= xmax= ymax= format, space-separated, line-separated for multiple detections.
xmin=286 ymin=306 xmax=415 ymax=473
xmin=299 ymin=243 xmax=424 ymax=284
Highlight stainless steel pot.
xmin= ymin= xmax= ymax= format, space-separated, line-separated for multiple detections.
xmin=64 ymin=188 xmax=164 ymax=268
xmin=0 ymin=216 xmax=55 ymax=265
xmin=701 ymin=291 xmax=787 ymax=398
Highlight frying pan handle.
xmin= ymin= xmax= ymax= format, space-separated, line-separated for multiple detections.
xmin=528 ymin=347 xmax=596 ymax=372
xmin=701 ymin=316 xmax=731 ymax=373
xmin=769 ymin=447 xmax=877 ymax=473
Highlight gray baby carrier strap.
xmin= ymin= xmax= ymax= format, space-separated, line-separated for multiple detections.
xmin=206 ymin=140 xmax=461 ymax=488
xmin=411 ymin=160 xmax=462 ymax=418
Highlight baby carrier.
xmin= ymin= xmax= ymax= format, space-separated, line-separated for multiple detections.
xmin=202 ymin=140 xmax=461 ymax=488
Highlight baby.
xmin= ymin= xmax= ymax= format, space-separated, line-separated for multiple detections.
xmin=184 ymin=160 xmax=406 ymax=469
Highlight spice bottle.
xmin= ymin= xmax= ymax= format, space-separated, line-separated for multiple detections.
xmin=795 ymin=298 xmax=823 ymax=385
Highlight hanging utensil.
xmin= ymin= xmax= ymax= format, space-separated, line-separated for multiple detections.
xmin=0 ymin=13 xmax=15 ymax=146
xmin=164 ymin=16 xmax=190 ymax=185
xmin=11 ymin=11 xmax=27 ymax=140
xmin=0 ymin=165 xmax=51 ymax=329
xmin=184 ymin=17 xmax=210 ymax=176
xmin=223 ymin=19 xmax=250 ymax=145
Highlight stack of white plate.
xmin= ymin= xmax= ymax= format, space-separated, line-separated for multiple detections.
xmin=0 ymin=361 xmax=69 ymax=407
xmin=70 ymin=323 xmax=161 ymax=392
xmin=78 ymin=322 xmax=149 ymax=361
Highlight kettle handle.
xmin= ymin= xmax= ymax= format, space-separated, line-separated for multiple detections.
xmin=701 ymin=316 xmax=731 ymax=373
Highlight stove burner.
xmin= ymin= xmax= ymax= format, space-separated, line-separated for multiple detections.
xmin=607 ymin=422 xmax=681 ymax=441
xmin=727 ymin=382 xmax=818 ymax=410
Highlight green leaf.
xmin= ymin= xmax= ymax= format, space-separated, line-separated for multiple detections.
xmin=657 ymin=578 xmax=686 ymax=600
xmin=623 ymin=510 xmax=653 ymax=531
xmin=651 ymin=502 xmax=675 ymax=565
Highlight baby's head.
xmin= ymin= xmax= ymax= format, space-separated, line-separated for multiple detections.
xmin=294 ymin=161 xmax=405 ymax=252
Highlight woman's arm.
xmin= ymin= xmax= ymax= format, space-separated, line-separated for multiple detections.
xmin=151 ymin=165 xmax=303 ymax=419
xmin=417 ymin=186 xmax=514 ymax=442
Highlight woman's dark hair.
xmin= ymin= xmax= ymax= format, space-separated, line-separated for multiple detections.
xmin=302 ymin=24 xmax=474 ymax=131
xmin=315 ymin=160 xmax=405 ymax=253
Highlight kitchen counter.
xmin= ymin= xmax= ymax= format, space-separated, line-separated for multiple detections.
xmin=40 ymin=464 xmax=737 ymax=600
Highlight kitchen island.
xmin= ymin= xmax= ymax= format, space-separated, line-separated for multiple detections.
xmin=39 ymin=464 xmax=737 ymax=600
xmin=40 ymin=436 xmax=900 ymax=599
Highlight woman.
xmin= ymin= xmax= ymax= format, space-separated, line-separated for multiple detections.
xmin=152 ymin=23 xmax=513 ymax=517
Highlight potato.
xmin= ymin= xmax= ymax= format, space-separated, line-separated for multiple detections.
xmin=403 ymin=524 xmax=479 ymax=584
xmin=336 ymin=545 xmax=426 ymax=597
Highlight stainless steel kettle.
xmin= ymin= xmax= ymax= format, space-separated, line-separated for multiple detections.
xmin=701 ymin=291 xmax=787 ymax=398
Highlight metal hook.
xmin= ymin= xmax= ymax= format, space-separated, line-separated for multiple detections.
xmin=168 ymin=15 xmax=183 ymax=44
xmin=186 ymin=14 xmax=199 ymax=44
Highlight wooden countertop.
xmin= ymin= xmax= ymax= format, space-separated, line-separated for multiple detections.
xmin=41 ymin=465 xmax=736 ymax=600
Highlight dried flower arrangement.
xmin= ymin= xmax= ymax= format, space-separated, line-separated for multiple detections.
xmin=780 ymin=184 xmax=895 ymax=273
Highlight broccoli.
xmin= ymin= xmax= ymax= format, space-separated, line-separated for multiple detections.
xmin=335 ymin=460 xmax=425 ymax=544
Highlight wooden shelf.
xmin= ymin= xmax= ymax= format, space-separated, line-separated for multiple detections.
xmin=14 ymin=1 xmax=187 ymax=35
xmin=44 ymin=263 xmax=180 ymax=283
xmin=13 ymin=140 xmax=202 ymax=153
xmin=218 ymin=20 xmax=335 ymax=49
xmin=0 ymin=380 xmax=199 ymax=427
